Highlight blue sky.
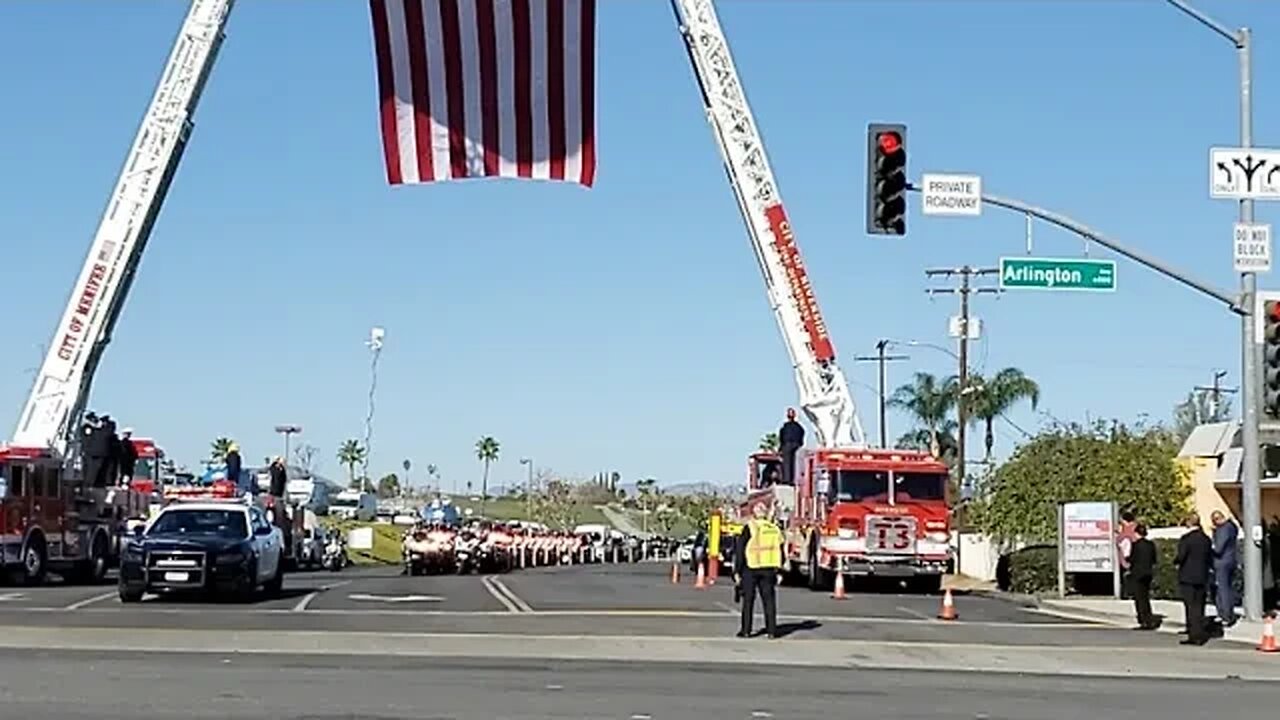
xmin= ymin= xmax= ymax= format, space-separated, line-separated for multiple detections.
xmin=1 ymin=0 xmax=1276 ymax=490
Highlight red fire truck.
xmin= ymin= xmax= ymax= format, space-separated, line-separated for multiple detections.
xmin=0 ymin=444 xmax=150 ymax=584
xmin=672 ymin=1 xmax=954 ymax=593
xmin=744 ymin=449 xmax=952 ymax=593
xmin=1 ymin=4 xmax=232 ymax=584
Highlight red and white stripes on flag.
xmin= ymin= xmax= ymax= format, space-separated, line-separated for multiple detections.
xmin=369 ymin=0 xmax=597 ymax=186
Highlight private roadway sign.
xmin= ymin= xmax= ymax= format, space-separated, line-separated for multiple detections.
xmin=999 ymin=256 xmax=1116 ymax=292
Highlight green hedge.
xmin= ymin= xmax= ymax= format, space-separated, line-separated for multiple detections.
xmin=1000 ymin=539 xmax=1244 ymax=600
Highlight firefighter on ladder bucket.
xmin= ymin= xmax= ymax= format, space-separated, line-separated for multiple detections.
xmin=734 ymin=502 xmax=785 ymax=639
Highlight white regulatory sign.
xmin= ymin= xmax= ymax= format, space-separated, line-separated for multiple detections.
xmin=1234 ymin=222 xmax=1272 ymax=273
xmin=1210 ymin=147 xmax=1280 ymax=200
xmin=921 ymin=173 xmax=982 ymax=216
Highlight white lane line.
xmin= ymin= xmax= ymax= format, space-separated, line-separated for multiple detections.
xmin=292 ymin=579 xmax=351 ymax=613
xmin=63 ymin=592 xmax=116 ymax=611
xmin=482 ymin=576 xmax=521 ymax=613
xmin=895 ymin=605 xmax=932 ymax=621
xmin=487 ymin=576 xmax=534 ymax=613
xmin=713 ymin=601 xmax=738 ymax=616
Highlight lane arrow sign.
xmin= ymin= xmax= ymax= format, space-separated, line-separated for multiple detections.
xmin=0 ymin=593 xmax=25 ymax=601
xmin=346 ymin=593 xmax=445 ymax=603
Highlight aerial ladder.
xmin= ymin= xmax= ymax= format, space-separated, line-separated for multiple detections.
xmin=11 ymin=0 xmax=234 ymax=456
xmin=669 ymin=0 xmax=865 ymax=449
xmin=0 ymin=0 xmax=235 ymax=583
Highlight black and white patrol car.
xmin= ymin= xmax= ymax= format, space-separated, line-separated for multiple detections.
xmin=118 ymin=499 xmax=286 ymax=602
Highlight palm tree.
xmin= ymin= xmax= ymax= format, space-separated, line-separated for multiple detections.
xmin=966 ymin=368 xmax=1040 ymax=463
xmin=209 ymin=437 xmax=233 ymax=463
xmin=758 ymin=432 xmax=780 ymax=453
xmin=337 ymin=439 xmax=368 ymax=490
xmin=475 ymin=436 xmax=500 ymax=513
xmin=888 ymin=371 xmax=957 ymax=458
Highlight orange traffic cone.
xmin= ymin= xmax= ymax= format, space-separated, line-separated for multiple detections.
xmin=831 ymin=571 xmax=847 ymax=600
xmin=1258 ymin=614 xmax=1278 ymax=653
xmin=938 ymin=588 xmax=958 ymax=620
xmin=670 ymin=563 xmax=680 ymax=584
xmin=694 ymin=563 xmax=706 ymax=590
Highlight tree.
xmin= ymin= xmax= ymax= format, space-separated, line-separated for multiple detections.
xmin=377 ymin=472 xmax=401 ymax=498
xmin=758 ymin=433 xmax=780 ymax=453
xmin=475 ymin=436 xmax=500 ymax=512
xmin=889 ymin=372 xmax=956 ymax=458
xmin=636 ymin=478 xmax=660 ymax=534
xmin=337 ymin=439 xmax=368 ymax=490
xmin=966 ymin=367 xmax=1040 ymax=464
xmin=971 ymin=420 xmax=1192 ymax=543
xmin=1172 ymin=388 xmax=1234 ymax=444
xmin=209 ymin=437 xmax=233 ymax=463
xmin=424 ymin=463 xmax=440 ymax=494
xmin=532 ymin=476 xmax=580 ymax=529
xmin=293 ymin=443 xmax=320 ymax=474
xmin=896 ymin=423 xmax=959 ymax=462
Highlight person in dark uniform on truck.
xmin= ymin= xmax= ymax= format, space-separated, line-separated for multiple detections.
xmin=777 ymin=408 xmax=805 ymax=486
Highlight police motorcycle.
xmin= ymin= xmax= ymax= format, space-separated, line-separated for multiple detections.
xmin=322 ymin=531 xmax=349 ymax=572
xmin=453 ymin=527 xmax=482 ymax=575
xmin=402 ymin=521 xmax=436 ymax=576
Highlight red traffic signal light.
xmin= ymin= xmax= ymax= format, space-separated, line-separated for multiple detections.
xmin=877 ymin=131 xmax=902 ymax=155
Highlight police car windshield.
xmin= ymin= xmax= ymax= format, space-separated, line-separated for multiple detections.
xmin=149 ymin=509 xmax=248 ymax=539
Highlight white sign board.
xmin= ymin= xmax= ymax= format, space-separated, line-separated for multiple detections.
xmin=1234 ymin=222 xmax=1272 ymax=273
xmin=1210 ymin=147 xmax=1280 ymax=200
xmin=346 ymin=526 xmax=374 ymax=551
xmin=1060 ymin=501 xmax=1116 ymax=575
xmin=921 ymin=173 xmax=982 ymax=216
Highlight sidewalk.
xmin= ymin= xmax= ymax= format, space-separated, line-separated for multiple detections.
xmin=1039 ymin=596 xmax=1265 ymax=646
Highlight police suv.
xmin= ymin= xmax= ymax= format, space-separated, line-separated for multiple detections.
xmin=118 ymin=497 xmax=286 ymax=602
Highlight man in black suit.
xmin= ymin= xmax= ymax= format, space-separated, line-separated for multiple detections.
xmin=1175 ymin=512 xmax=1214 ymax=645
xmin=1127 ymin=523 xmax=1158 ymax=630
xmin=777 ymin=408 xmax=805 ymax=487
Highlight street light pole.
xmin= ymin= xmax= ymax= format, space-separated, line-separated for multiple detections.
xmin=273 ymin=425 xmax=302 ymax=469
xmin=520 ymin=457 xmax=533 ymax=520
xmin=1164 ymin=0 xmax=1261 ymax=623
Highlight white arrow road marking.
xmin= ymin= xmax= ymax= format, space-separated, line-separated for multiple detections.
xmin=346 ymin=593 xmax=445 ymax=603
xmin=0 ymin=592 xmax=25 ymax=601
xmin=292 ymin=580 xmax=352 ymax=612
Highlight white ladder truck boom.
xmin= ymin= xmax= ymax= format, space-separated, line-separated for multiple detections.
xmin=670 ymin=0 xmax=865 ymax=448
xmin=11 ymin=0 xmax=236 ymax=457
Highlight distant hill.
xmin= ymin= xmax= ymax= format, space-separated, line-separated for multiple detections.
xmin=614 ymin=480 xmax=732 ymax=497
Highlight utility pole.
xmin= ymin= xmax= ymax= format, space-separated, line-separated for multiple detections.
xmin=854 ymin=340 xmax=910 ymax=448
xmin=924 ymin=266 xmax=1001 ymax=493
xmin=1194 ymin=370 xmax=1238 ymax=421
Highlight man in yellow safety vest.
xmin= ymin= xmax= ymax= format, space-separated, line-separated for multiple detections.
xmin=733 ymin=502 xmax=784 ymax=638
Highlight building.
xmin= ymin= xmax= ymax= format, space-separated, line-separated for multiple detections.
xmin=1178 ymin=421 xmax=1280 ymax=523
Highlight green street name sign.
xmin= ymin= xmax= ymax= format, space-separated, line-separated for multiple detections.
xmin=998 ymin=257 xmax=1116 ymax=292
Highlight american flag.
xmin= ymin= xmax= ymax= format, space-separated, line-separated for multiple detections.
xmin=369 ymin=0 xmax=597 ymax=186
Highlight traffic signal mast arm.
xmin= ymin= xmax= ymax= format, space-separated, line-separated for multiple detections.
xmin=11 ymin=0 xmax=236 ymax=454
xmin=670 ymin=0 xmax=864 ymax=447
xmin=903 ymin=182 xmax=1241 ymax=314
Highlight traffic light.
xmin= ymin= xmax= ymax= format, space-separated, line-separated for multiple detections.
xmin=1263 ymin=293 xmax=1280 ymax=419
xmin=866 ymin=123 xmax=907 ymax=235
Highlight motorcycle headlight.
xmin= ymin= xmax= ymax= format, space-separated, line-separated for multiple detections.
xmin=216 ymin=552 xmax=247 ymax=565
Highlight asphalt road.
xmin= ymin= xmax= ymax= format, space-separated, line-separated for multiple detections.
xmin=0 ymin=650 xmax=1266 ymax=720
xmin=0 ymin=563 xmax=1225 ymax=649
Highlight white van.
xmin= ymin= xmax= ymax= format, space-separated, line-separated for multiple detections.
xmin=330 ymin=490 xmax=377 ymax=521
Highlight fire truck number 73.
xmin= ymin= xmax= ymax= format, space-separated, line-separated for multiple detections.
xmin=873 ymin=521 xmax=912 ymax=552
